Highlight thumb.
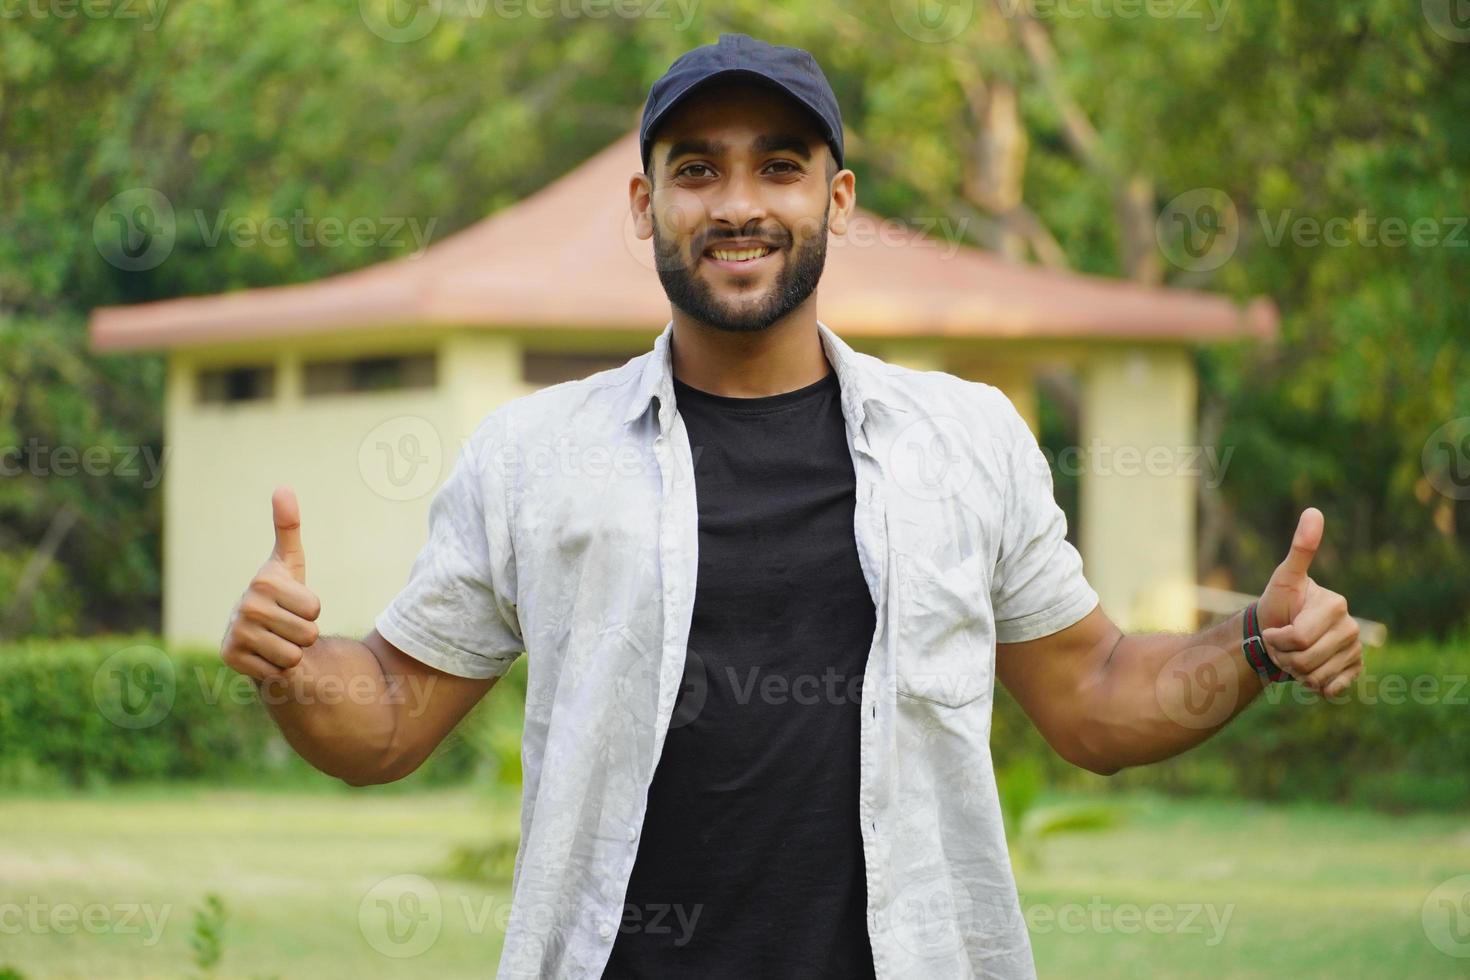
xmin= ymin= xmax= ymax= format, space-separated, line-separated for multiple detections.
xmin=270 ymin=485 xmax=307 ymax=584
xmin=1275 ymin=507 xmax=1324 ymax=583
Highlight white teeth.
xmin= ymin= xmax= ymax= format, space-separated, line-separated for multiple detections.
xmin=708 ymin=246 xmax=772 ymax=262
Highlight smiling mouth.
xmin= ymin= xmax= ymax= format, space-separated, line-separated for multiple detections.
xmin=701 ymin=244 xmax=778 ymax=270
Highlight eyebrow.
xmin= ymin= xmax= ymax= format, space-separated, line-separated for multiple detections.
xmin=663 ymin=133 xmax=814 ymax=170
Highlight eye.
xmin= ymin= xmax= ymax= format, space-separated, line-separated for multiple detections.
xmin=676 ymin=163 xmax=714 ymax=178
xmin=766 ymin=160 xmax=801 ymax=174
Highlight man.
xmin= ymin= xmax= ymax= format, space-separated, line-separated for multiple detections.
xmin=219 ymin=33 xmax=1364 ymax=980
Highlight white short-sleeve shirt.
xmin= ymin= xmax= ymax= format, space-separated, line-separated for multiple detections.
xmin=376 ymin=320 xmax=1099 ymax=979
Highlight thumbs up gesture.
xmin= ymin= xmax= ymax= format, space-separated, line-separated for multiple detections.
xmin=220 ymin=486 xmax=323 ymax=681
xmin=1254 ymin=507 xmax=1364 ymax=697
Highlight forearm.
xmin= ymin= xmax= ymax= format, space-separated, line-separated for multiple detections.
xmin=1078 ymin=610 xmax=1266 ymax=774
xmin=252 ymin=634 xmax=399 ymax=786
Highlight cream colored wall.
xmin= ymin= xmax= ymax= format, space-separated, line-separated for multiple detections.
xmin=163 ymin=329 xmax=534 ymax=647
xmin=163 ymin=327 xmax=1198 ymax=645
xmin=880 ymin=341 xmax=1039 ymax=432
xmin=1078 ymin=347 xmax=1198 ymax=632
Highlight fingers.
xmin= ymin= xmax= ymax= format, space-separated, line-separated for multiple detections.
xmin=254 ymin=571 xmax=322 ymax=623
xmin=1261 ymin=587 xmax=1348 ymax=652
xmin=271 ymin=486 xmax=307 ymax=584
xmin=232 ymin=621 xmax=307 ymax=670
xmin=1301 ymin=641 xmax=1365 ymax=694
xmin=220 ymin=557 xmax=322 ymax=680
xmin=1276 ymin=507 xmax=1324 ymax=581
xmin=242 ymin=593 xmax=320 ymax=647
xmin=221 ymin=648 xmax=284 ymax=683
xmin=1321 ymin=658 xmax=1365 ymax=699
xmin=1268 ymin=614 xmax=1361 ymax=683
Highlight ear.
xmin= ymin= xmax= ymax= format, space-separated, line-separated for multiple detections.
xmin=827 ymin=166 xmax=856 ymax=237
xmin=629 ymin=172 xmax=654 ymax=240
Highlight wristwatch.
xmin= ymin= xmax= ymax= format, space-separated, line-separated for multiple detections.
xmin=1242 ymin=601 xmax=1292 ymax=683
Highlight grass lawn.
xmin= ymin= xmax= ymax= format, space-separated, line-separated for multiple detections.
xmin=0 ymin=783 xmax=519 ymax=979
xmin=1024 ymin=792 xmax=1469 ymax=979
xmin=0 ymin=785 xmax=1464 ymax=978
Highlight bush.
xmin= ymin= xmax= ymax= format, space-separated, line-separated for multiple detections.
xmin=0 ymin=635 xmax=524 ymax=789
xmin=3 ymin=633 xmax=1462 ymax=812
xmin=992 ymin=633 xmax=1470 ymax=813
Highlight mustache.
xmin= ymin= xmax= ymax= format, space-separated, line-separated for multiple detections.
xmin=698 ymin=226 xmax=792 ymax=251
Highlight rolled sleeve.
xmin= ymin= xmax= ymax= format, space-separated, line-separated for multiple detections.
xmin=375 ymin=409 xmax=525 ymax=679
xmin=989 ymin=393 xmax=1099 ymax=644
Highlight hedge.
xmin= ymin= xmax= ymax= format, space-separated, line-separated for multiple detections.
xmin=1 ymin=634 xmax=1465 ymax=812
xmin=0 ymin=635 xmax=513 ymax=790
xmin=992 ymin=633 xmax=1470 ymax=812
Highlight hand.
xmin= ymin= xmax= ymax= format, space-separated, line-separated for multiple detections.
xmin=220 ymin=486 xmax=322 ymax=681
xmin=1255 ymin=507 xmax=1364 ymax=697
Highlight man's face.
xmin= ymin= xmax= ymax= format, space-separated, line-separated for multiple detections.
xmin=634 ymin=80 xmax=851 ymax=334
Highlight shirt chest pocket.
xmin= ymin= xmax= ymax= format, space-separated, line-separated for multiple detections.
xmin=893 ymin=551 xmax=994 ymax=709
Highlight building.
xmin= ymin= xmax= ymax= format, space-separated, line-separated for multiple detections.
xmin=89 ymin=130 xmax=1276 ymax=647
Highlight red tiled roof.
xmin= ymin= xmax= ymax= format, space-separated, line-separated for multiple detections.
xmin=89 ymin=130 xmax=1275 ymax=351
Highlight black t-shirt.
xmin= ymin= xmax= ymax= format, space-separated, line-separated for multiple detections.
xmin=601 ymin=363 xmax=878 ymax=979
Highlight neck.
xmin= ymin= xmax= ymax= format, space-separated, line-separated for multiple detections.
xmin=668 ymin=301 xmax=830 ymax=398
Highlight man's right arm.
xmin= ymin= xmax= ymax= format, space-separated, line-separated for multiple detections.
xmin=220 ymin=487 xmax=498 ymax=786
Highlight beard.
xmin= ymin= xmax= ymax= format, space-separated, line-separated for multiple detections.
xmin=651 ymin=203 xmax=829 ymax=334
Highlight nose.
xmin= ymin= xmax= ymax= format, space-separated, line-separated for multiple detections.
xmin=706 ymin=164 xmax=767 ymax=231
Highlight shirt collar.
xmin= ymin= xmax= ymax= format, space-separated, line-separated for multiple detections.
xmin=621 ymin=319 xmax=892 ymax=432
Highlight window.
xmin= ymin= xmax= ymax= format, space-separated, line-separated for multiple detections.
xmin=522 ymin=350 xmax=633 ymax=386
xmin=197 ymin=365 xmax=275 ymax=404
xmin=303 ymin=353 xmax=436 ymax=396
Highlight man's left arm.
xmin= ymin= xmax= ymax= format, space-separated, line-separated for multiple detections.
xmin=995 ymin=507 xmax=1366 ymax=776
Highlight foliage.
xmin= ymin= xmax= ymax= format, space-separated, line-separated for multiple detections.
xmin=998 ymin=757 xmax=1123 ymax=870
xmin=188 ymin=893 xmax=226 ymax=978
xmin=0 ymin=635 xmax=504 ymax=788
xmin=0 ymin=316 xmax=164 ymax=638
xmin=2 ymin=634 xmax=1461 ymax=814
xmin=444 ymin=657 xmax=529 ymax=790
xmin=441 ymin=837 xmax=522 ymax=884
xmin=2 ymin=3 xmax=1466 ymax=636
xmin=993 ymin=631 xmax=1470 ymax=812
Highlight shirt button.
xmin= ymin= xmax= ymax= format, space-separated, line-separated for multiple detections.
xmin=598 ymin=920 xmax=615 ymax=939
xmin=627 ymin=827 xmax=638 ymax=842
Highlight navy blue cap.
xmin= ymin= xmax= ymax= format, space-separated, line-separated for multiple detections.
xmin=639 ymin=33 xmax=844 ymax=175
